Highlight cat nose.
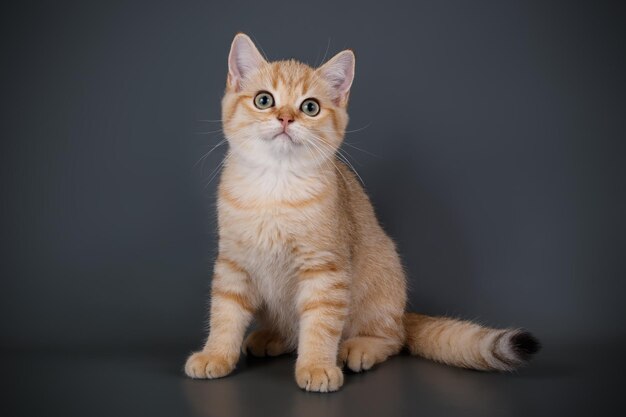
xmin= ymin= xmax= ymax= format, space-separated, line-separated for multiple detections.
xmin=277 ymin=113 xmax=294 ymax=129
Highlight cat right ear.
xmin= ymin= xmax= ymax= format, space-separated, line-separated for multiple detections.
xmin=228 ymin=33 xmax=266 ymax=91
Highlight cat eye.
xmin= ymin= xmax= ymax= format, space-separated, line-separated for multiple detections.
xmin=254 ymin=92 xmax=274 ymax=109
xmin=300 ymin=99 xmax=320 ymax=117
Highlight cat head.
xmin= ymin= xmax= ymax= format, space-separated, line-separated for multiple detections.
xmin=221 ymin=33 xmax=355 ymax=170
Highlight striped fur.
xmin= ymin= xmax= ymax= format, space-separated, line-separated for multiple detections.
xmin=404 ymin=313 xmax=540 ymax=371
xmin=184 ymin=33 xmax=540 ymax=392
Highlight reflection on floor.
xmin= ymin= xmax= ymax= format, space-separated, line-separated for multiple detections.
xmin=4 ymin=342 xmax=622 ymax=417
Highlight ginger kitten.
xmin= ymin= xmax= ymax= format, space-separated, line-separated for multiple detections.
xmin=184 ymin=33 xmax=540 ymax=392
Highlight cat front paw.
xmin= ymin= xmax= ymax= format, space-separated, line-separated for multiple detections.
xmin=295 ymin=363 xmax=344 ymax=392
xmin=184 ymin=351 xmax=237 ymax=379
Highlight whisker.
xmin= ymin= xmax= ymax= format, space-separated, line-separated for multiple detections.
xmin=315 ymin=37 xmax=332 ymax=67
xmin=314 ymin=123 xmax=371 ymax=134
xmin=342 ymin=142 xmax=379 ymax=158
xmin=250 ymin=33 xmax=270 ymax=62
xmin=205 ymin=160 xmax=225 ymax=187
xmin=194 ymin=138 xmax=227 ymax=168
xmin=203 ymin=137 xmax=254 ymax=188
xmin=204 ymin=151 xmax=231 ymax=189
xmin=300 ymin=140 xmax=327 ymax=184
xmin=303 ymin=135 xmax=349 ymax=185
xmin=309 ymin=133 xmax=366 ymax=186
xmin=195 ymin=128 xmax=224 ymax=135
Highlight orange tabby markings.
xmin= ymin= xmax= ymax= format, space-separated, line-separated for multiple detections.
xmin=300 ymin=299 xmax=348 ymax=315
xmin=212 ymin=289 xmax=254 ymax=313
xmin=298 ymin=262 xmax=340 ymax=278
xmin=219 ymin=186 xmax=329 ymax=210
xmin=184 ymin=32 xmax=540 ymax=393
xmin=315 ymin=322 xmax=343 ymax=338
xmin=215 ymin=256 xmax=247 ymax=275
xmin=329 ymin=282 xmax=350 ymax=291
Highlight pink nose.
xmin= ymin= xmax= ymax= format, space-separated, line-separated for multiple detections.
xmin=277 ymin=114 xmax=294 ymax=130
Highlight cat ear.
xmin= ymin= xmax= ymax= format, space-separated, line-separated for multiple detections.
xmin=317 ymin=50 xmax=355 ymax=105
xmin=228 ymin=33 xmax=266 ymax=91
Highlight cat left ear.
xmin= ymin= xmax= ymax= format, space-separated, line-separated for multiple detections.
xmin=317 ymin=50 xmax=355 ymax=106
xmin=228 ymin=33 xmax=266 ymax=91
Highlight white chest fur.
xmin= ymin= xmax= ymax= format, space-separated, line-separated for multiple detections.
xmin=216 ymin=159 xmax=335 ymax=344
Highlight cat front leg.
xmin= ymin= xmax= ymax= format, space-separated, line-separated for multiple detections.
xmin=185 ymin=255 xmax=257 ymax=379
xmin=294 ymin=263 xmax=350 ymax=392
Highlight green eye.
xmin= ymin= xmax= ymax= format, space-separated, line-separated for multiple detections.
xmin=254 ymin=92 xmax=274 ymax=109
xmin=300 ymin=98 xmax=320 ymax=116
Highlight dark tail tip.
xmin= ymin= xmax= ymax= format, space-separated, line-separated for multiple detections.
xmin=510 ymin=331 xmax=541 ymax=360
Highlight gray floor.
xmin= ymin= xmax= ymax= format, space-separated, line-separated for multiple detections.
xmin=4 ymin=341 xmax=622 ymax=417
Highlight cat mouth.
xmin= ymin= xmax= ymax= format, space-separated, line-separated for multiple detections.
xmin=273 ymin=132 xmax=295 ymax=143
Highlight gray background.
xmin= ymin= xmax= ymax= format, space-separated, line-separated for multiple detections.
xmin=1 ymin=0 xmax=625 ymax=416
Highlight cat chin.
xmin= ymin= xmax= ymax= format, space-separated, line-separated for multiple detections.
xmin=265 ymin=135 xmax=304 ymax=156
xmin=230 ymin=135 xmax=325 ymax=170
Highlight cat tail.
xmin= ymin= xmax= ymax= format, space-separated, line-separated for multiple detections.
xmin=403 ymin=313 xmax=540 ymax=371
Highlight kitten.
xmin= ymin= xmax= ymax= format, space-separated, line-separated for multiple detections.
xmin=184 ymin=33 xmax=540 ymax=392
